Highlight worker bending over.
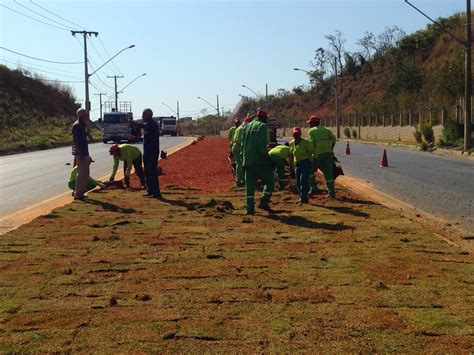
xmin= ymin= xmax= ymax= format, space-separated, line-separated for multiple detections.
xmin=109 ymin=144 xmax=146 ymax=189
xmin=241 ymin=109 xmax=274 ymax=214
xmin=68 ymin=166 xmax=105 ymax=193
xmin=268 ymin=145 xmax=290 ymax=190
xmin=230 ymin=118 xmax=244 ymax=187
xmin=290 ymin=127 xmax=314 ymax=205
xmin=307 ymin=115 xmax=337 ymax=198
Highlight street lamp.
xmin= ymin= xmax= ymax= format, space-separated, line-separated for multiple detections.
xmin=118 ymin=73 xmax=146 ymax=94
xmin=88 ymin=44 xmax=135 ymax=113
xmin=241 ymin=84 xmax=260 ymax=97
xmin=293 ymin=67 xmax=311 ymax=75
xmin=242 ymin=84 xmax=269 ymax=111
xmin=197 ymin=95 xmax=220 ymax=117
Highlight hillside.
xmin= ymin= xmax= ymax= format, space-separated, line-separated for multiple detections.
xmin=0 ymin=65 xmax=99 ymax=155
xmin=235 ymin=12 xmax=471 ymax=125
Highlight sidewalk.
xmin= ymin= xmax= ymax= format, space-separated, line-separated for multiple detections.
xmin=0 ymin=137 xmax=472 ymax=352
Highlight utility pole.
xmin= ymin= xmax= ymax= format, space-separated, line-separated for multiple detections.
xmin=334 ymin=57 xmax=341 ymax=139
xmin=107 ymin=75 xmax=124 ymax=111
xmin=265 ymin=83 xmax=268 ymax=111
xmin=216 ymin=94 xmax=220 ymax=117
xmin=177 ymin=101 xmax=180 ymax=136
xmin=94 ymin=93 xmax=106 ymax=120
xmin=465 ymin=0 xmax=472 ymax=150
xmin=71 ymin=30 xmax=98 ymax=112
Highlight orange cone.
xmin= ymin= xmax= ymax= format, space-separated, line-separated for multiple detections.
xmin=379 ymin=149 xmax=389 ymax=167
xmin=345 ymin=141 xmax=351 ymax=155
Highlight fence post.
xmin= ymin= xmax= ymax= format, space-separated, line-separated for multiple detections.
xmin=418 ymin=111 xmax=422 ymax=126
xmin=382 ymin=113 xmax=385 ymax=126
xmin=391 ymin=113 xmax=394 ymax=126
xmin=409 ymin=110 xmax=412 ymax=126
xmin=429 ymin=110 xmax=433 ymax=126
xmin=441 ymin=108 xmax=445 ymax=126
xmin=399 ymin=112 xmax=403 ymax=126
xmin=375 ymin=113 xmax=378 ymax=127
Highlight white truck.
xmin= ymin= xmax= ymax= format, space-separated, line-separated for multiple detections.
xmin=101 ymin=112 xmax=133 ymax=143
xmin=158 ymin=116 xmax=178 ymax=136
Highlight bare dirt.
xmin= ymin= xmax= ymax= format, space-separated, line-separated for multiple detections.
xmin=1 ymin=137 xmax=473 ymax=352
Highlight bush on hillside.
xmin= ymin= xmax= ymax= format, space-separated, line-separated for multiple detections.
xmin=351 ymin=128 xmax=358 ymax=139
xmin=420 ymin=123 xmax=434 ymax=144
xmin=343 ymin=127 xmax=351 ymax=138
xmin=439 ymin=118 xmax=458 ymax=147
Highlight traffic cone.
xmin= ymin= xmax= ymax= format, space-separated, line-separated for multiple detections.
xmin=345 ymin=141 xmax=351 ymax=155
xmin=379 ymin=149 xmax=388 ymax=168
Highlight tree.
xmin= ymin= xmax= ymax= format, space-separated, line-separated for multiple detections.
xmin=376 ymin=25 xmax=406 ymax=56
xmin=309 ymin=47 xmax=329 ymax=85
xmin=325 ymin=30 xmax=346 ymax=72
xmin=357 ymin=31 xmax=376 ymax=61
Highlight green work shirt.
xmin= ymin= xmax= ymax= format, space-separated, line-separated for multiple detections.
xmin=241 ymin=120 xmax=271 ymax=167
xmin=269 ymin=145 xmax=290 ymax=160
xmin=68 ymin=166 xmax=99 ymax=190
xmin=228 ymin=126 xmax=237 ymax=148
xmin=308 ymin=126 xmax=336 ymax=157
xmin=111 ymin=144 xmax=142 ymax=179
xmin=232 ymin=125 xmax=245 ymax=150
xmin=290 ymin=138 xmax=313 ymax=165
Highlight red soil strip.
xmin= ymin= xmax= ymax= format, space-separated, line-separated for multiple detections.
xmin=130 ymin=137 xmax=234 ymax=193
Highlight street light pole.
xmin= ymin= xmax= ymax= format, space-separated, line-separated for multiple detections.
xmin=334 ymin=57 xmax=341 ymax=139
xmin=404 ymin=0 xmax=471 ymax=149
xmin=94 ymin=93 xmax=106 ymax=120
xmin=107 ymin=75 xmax=124 ymax=111
xmin=197 ymin=96 xmax=220 ymax=117
xmin=72 ymin=30 xmax=99 ymax=112
xmin=118 ymin=73 xmax=147 ymax=94
xmin=465 ymin=0 xmax=472 ymax=150
xmin=241 ymin=84 xmax=260 ymax=97
xmin=265 ymin=83 xmax=268 ymax=111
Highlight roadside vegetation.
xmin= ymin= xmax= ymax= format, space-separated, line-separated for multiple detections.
xmin=0 ymin=65 xmax=100 ymax=155
xmin=235 ymin=13 xmax=471 ymax=132
xmin=0 ymin=138 xmax=472 ymax=352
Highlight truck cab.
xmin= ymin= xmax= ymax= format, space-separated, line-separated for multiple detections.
xmin=158 ymin=116 xmax=178 ymax=136
xmin=102 ymin=112 xmax=132 ymax=143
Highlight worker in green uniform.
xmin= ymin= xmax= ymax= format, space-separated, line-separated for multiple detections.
xmin=268 ymin=145 xmax=290 ymax=190
xmin=68 ymin=166 xmax=104 ymax=193
xmin=289 ymin=127 xmax=314 ymax=205
xmin=307 ymin=115 xmax=337 ymax=198
xmin=241 ymin=109 xmax=274 ymax=214
xmin=109 ymin=143 xmax=146 ymax=189
xmin=228 ymin=118 xmax=239 ymax=148
xmin=231 ymin=119 xmax=245 ymax=187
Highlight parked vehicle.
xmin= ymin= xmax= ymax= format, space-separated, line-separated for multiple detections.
xmin=158 ymin=116 xmax=178 ymax=136
xmin=102 ymin=112 xmax=132 ymax=143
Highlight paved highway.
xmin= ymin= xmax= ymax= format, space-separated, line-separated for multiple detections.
xmin=0 ymin=137 xmax=190 ymax=217
xmin=334 ymin=142 xmax=474 ymax=232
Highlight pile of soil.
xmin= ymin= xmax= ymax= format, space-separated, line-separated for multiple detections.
xmin=129 ymin=137 xmax=234 ymax=193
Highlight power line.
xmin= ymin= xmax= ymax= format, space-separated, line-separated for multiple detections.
xmin=97 ymin=36 xmax=123 ymax=76
xmin=88 ymin=40 xmax=114 ymax=76
xmin=0 ymin=46 xmax=82 ymax=65
xmin=1 ymin=58 xmax=83 ymax=79
xmin=0 ymin=56 xmax=83 ymax=74
xmin=29 ymin=0 xmax=88 ymax=30
xmin=38 ymin=78 xmax=84 ymax=83
xmin=12 ymin=0 xmax=71 ymax=30
xmin=0 ymin=3 xmax=69 ymax=31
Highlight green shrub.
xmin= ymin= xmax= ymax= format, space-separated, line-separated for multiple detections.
xmin=440 ymin=118 xmax=458 ymax=147
xmin=413 ymin=126 xmax=422 ymax=144
xmin=420 ymin=123 xmax=434 ymax=144
xmin=351 ymin=128 xmax=358 ymax=139
xmin=343 ymin=127 xmax=351 ymax=138
xmin=420 ymin=141 xmax=428 ymax=151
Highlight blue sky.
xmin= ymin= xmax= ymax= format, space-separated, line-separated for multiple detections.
xmin=0 ymin=0 xmax=465 ymax=119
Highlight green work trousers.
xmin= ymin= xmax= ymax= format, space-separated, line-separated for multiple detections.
xmin=318 ymin=153 xmax=335 ymax=197
xmin=271 ymin=155 xmax=286 ymax=190
xmin=309 ymin=158 xmax=318 ymax=191
xmin=232 ymin=146 xmax=244 ymax=185
xmin=244 ymin=165 xmax=274 ymax=213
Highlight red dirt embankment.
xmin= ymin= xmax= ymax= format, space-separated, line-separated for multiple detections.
xmin=130 ymin=137 xmax=234 ymax=193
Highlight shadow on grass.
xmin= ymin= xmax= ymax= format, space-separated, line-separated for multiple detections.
xmin=84 ymin=198 xmax=136 ymax=214
xmin=317 ymin=205 xmax=369 ymax=218
xmin=338 ymin=196 xmax=379 ymax=206
xmin=264 ymin=214 xmax=352 ymax=231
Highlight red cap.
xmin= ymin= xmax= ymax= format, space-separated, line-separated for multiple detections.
xmin=109 ymin=144 xmax=120 ymax=155
xmin=307 ymin=115 xmax=320 ymax=123
xmin=256 ymin=109 xmax=268 ymax=119
xmin=244 ymin=117 xmax=253 ymax=123
xmin=292 ymin=127 xmax=302 ymax=134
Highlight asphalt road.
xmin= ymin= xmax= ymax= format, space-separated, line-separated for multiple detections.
xmin=0 ymin=137 xmax=190 ymax=217
xmin=334 ymin=142 xmax=474 ymax=232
